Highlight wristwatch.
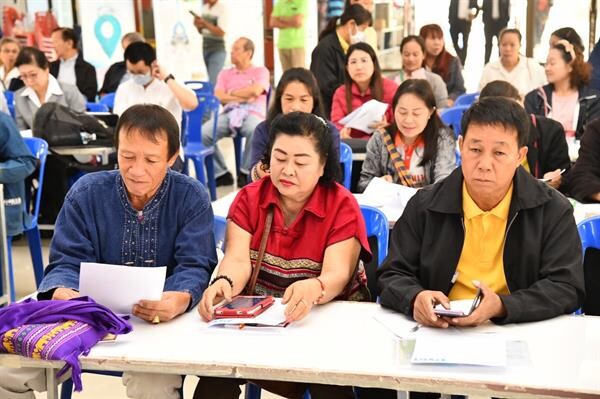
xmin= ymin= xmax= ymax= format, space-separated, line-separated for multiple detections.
xmin=164 ymin=74 xmax=175 ymax=83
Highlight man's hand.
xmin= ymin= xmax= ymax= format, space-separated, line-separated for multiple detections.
xmin=447 ymin=281 xmax=506 ymax=327
xmin=151 ymin=61 xmax=169 ymax=81
xmin=412 ymin=290 xmax=451 ymax=328
xmin=542 ymin=169 xmax=563 ymax=189
xmin=133 ymin=291 xmax=191 ymax=323
xmin=592 ymin=192 xmax=600 ymax=202
xmin=194 ymin=16 xmax=207 ymax=29
xmin=52 ymin=288 xmax=80 ymax=300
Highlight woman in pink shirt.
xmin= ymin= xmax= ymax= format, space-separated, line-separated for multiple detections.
xmin=331 ymin=42 xmax=398 ymax=140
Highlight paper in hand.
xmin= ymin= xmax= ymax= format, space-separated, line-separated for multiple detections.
xmin=339 ymin=99 xmax=389 ymax=134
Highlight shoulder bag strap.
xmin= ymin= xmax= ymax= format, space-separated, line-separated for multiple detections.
xmin=245 ymin=207 xmax=274 ymax=295
xmin=380 ymin=129 xmax=415 ymax=188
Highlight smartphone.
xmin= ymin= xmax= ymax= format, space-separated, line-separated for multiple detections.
xmin=188 ymin=10 xmax=200 ymax=18
xmin=214 ymin=296 xmax=275 ymax=318
xmin=434 ymin=288 xmax=482 ymax=318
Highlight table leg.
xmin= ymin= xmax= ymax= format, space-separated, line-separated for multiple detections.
xmin=46 ymin=368 xmax=58 ymax=399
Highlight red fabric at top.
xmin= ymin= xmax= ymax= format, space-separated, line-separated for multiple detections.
xmin=330 ymin=78 xmax=399 ymax=140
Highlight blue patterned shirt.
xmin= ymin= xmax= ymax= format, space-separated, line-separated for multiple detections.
xmin=38 ymin=169 xmax=217 ymax=309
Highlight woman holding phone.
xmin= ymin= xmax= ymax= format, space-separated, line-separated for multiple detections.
xmin=195 ymin=112 xmax=371 ymax=399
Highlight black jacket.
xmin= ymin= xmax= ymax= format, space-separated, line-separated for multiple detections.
xmin=448 ymin=0 xmax=479 ymax=25
xmin=99 ymin=61 xmax=126 ymax=95
xmin=310 ymin=32 xmax=346 ymax=119
xmin=480 ymin=0 xmax=510 ymax=25
xmin=565 ymin=117 xmax=600 ymax=202
xmin=524 ymin=84 xmax=600 ymax=139
xmin=50 ymin=55 xmax=98 ymax=101
xmin=377 ymin=167 xmax=584 ymax=324
xmin=527 ymin=114 xmax=571 ymax=178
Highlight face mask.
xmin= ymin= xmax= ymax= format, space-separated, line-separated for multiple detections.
xmin=350 ymin=28 xmax=366 ymax=44
xmin=131 ymin=72 xmax=152 ymax=86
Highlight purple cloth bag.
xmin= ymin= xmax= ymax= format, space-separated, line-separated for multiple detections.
xmin=0 ymin=296 xmax=132 ymax=391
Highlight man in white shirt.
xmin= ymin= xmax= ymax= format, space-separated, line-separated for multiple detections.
xmin=49 ymin=27 xmax=97 ymax=101
xmin=113 ymin=42 xmax=198 ymax=170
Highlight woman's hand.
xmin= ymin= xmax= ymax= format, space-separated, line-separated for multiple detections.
xmin=542 ymin=169 xmax=563 ymax=189
xmin=281 ymin=279 xmax=322 ymax=323
xmin=133 ymin=291 xmax=191 ymax=323
xmin=198 ymin=279 xmax=233 ymax=321
xmin=382 ymin=175 xmax=393 ymax=182
xmin=52 ymin=288 xmax=80 ymax=300
xmin=340 ymin=127 xmax=352 ymax=139
xmin=368 ymin=116 xmax=389 ymax=131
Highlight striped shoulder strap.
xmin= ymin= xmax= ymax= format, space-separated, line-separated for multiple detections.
xmin=380 ymin=129 xmax=415 ymax=188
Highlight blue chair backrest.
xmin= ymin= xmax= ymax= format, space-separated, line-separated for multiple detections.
xmin=86 ymin=102 xmax=109 ymax=112
xmin=4 ymin=90 xmax=14 ymax=105
xmin=213 ymin=215 xmax=227 ymax=252
xmin=360 ymin=205 xmax=389 ymax=267
xmin=578 ymin=216 xmax=600 ymax=254
xmin=99 ymin=92 xmax=116 ymax=110
xmin=185 ymin=80 xmax=214 ymax=95
xmin=440 ymin=105 xmax=470 ymax=138
xmin=340 ymin=142 xmax=352 ymax=190
xmin=183 ymin=94 xmax=221 ymax=145
xmin=23 ymin=137 xmax=48 ymax=227
xmin=454 ymin=92 xmax=479 ymax=107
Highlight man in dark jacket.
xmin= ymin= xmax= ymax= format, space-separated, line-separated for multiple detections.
xmin=50 ymin=27 xmax=97 ymax=101
xmin=378 ymin=97 xmax=584 ymax=329
xmin=480 ymin=80 xmax=570 ymax=189
xmin=567 ymin=117 xmax=600 ymax=202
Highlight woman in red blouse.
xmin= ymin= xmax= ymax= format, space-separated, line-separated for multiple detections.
xmin=331 ymin=42 xmax=398 ymax=140
xmin=195 ymin=112 xmax=371 ymax=399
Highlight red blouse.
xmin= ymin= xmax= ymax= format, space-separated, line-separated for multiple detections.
xmin=228 ymin=177 xmax=371 ymax=300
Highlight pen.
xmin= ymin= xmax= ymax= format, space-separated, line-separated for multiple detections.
xmin=410 ymin=323 xmax=422 ymax=332
xmin=539 ymin=168 xmax=566 ymax=182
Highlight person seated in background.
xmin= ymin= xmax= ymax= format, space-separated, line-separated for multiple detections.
xmin=0 ymin=112 xmax=36 ymax=236
xmin=99 ymin=32 xmax=145 ymax=96
xmin=194 ymin=111 xmax=370 ymax=399
xmin=344 ymin=0 xmax=377 ymax=51
xmin=395 ymin=35 xmax=448 ymax=110
xmin=525 ymin=39 xmax=600 ymax=140
xmin=0 ymin=37 xmax=22 ymax=91
xmin=378 ymin=96 xmax=583 ymax=333
xmin=480 ymin=80 xmax=570 ymax=189
xmin=331 ymin=42 xmax=397 ymax=141
xmin=14 ymin=46 xmax=85 ymax=130
xmin=310 ymin=4 xmax=372 ymax=118
xmin=0 ymin=104 xmax=218 ymax=399
xmin=357 ymin=79 xmax=456 ymax=192
xmin=201 ymin=37 xmax=269 ymax=187
xmin=549 ymin=27 xmax=584 ymax=53
xmin=479 ymin=28 xmax=546 ymax=97
xmin=249 ymin=67 xmax=340 ymax=182
xmin=419 ymin=23 xmax=465 ymax=106
xmin=565 ymin=118 xmax=600 ymax=202
xmin=50 ymin=27 xmax=97 ymax=101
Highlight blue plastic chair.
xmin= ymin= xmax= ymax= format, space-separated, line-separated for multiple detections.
xmin=213 ymin=215 xmax=227 ymax=252
xmin=99 ymin=92 xmax=116 ymax=110
xmin=86 ymin=102 xmax=110 ymax=112
xmin=4 ymin=90 xmax=14 ymax=105
xmin=455 ymin=148 xmax=461 ymax=167
xmin=576 ymin=216 xmax=600 ymax=315
xmin=4 ymin=138 xmax=48 ymax=302
xmin=360 ymin=205 xmax=389 ymax=268
xmin=183 ymin=94 xmax=220 ymax=200
xmin=340 ymin=142 xmax=352 ymax=190
xmin=440 ymin=105 xmax=470 ymax=138
xmin=454 ymin=92 xmax=479 ymax=107
xmin=185 ymin=80 xmax=214 ymax=95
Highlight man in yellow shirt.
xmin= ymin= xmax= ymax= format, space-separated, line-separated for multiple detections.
xmin=377 ymin=96 xmax=584 ymax=329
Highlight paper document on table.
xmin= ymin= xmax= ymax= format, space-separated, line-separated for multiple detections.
xmin=79 ymin=262 xmax=166 ymax=314
xmin=355 ymin=177 xmax=418 ymax=222
xmin=411 ymin=331 xmax=507 ymax=367
xmin=338 ymin=99 xmax=388 ymax=134
xmin=373 ymin=309 xmax=420 ymax=339
xmin=208 ymin=298 xmax=288 ymax=328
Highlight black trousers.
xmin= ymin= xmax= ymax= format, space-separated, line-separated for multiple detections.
xmin=449 ymin=20 xmax=472 ymax=66
xmin=484 ymin=21 xmax=507 ymax=64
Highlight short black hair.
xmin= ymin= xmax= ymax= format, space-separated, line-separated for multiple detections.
xmin=261 ymin=112 xmax=341 ymax=185
xmin=115 ymin=104 xmax=180 ymax=159
xmin=479 ymin=80 xmax=521 ymax=101
xmin=52 ymin=27 xmax=79 ymax=48
xmin=15 ymin=47 xmax=49 ymax=69
xmin=461 ymin=97 xmax=529 ymax=148
xmin=124 ymin=42 xmax=156 ymax=66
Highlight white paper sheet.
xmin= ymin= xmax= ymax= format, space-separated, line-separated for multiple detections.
xmin=411 ymin=331 xmax=507 ymax=367
xmin=354 ymin=177 xmax=418 ymax=223
xmin=339 ymin=99 xmax=389 ymax=134
xmin=208 ymin=298 xmax=288 ymax=328
xmin=373 ymin=310 xmax=420 ymax=339
xmin=79 ymin=262 xmax=166 ymax=314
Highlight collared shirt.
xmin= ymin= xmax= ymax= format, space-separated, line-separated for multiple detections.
xmin=57 ymin=53 xmax=78 ymax=87
xmin=215 ymin=65 xmax=270 ymax=119
xmin=272 ymin=0 xmax=308 ymax=49
xmin=336 ymin=30 xmax=350 ymax=54
xmin=448 ymin=182 xmax=512 ymax=300
xmin=228 ymin=177 xmax=371 ymax=300
xmin=478 ymin=56 xmax=547 ymax=96
xmin=37 ymin=169 xmax=218 ymax=307
xmin=20 ymin=74 xmax=64 ymax=108
xmin=0 ymin=65 xmax=20 ymax=90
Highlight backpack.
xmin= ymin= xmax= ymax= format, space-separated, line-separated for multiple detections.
xmin=32 ymin=102 xmax=113 ymax=147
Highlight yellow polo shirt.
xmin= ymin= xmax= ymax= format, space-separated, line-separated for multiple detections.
xmin=337 ymin=31 xmax=350 ymax=54
xmin=448 ymin=183 xmax=512 ymax=300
